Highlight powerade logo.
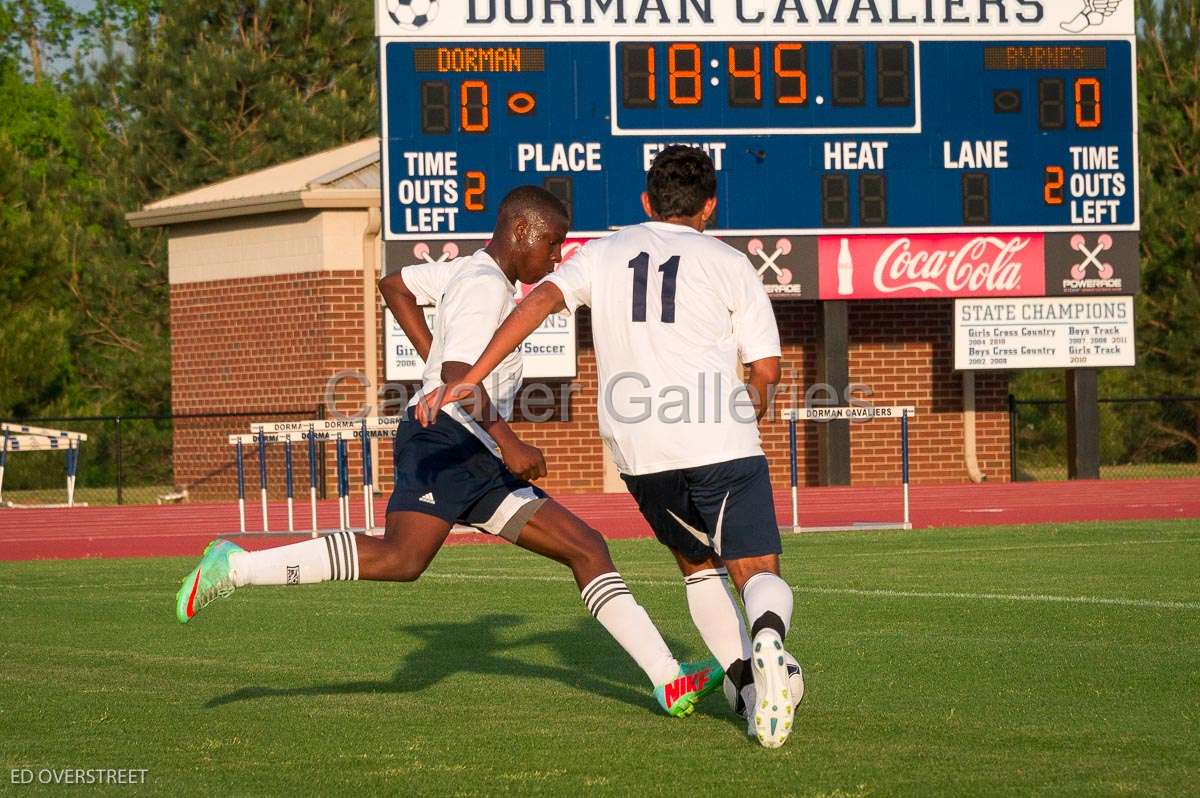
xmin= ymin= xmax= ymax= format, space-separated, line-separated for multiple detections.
xmin=1062 ymin=233 xmax=1124 ymax=294
xmin=1063 ymin=277 xmax=1123 ymax=291
xmin=464 ymin=0 xmax=1045 ymax=25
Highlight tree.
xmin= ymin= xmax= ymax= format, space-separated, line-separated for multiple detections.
xmin=94 ymin=0 xmax=378 ymax=201
xmin=1134 ymin=0 xmax=1200 ymax=460
xmin=0 ymin=57 xmax=79 ymax=417
xmin=2 ymin=0 xmax=380 ymax=420
xmin=74 ymin=0 xmax=378 ymax=404
xmin=1012 ymin=1 xmax=1199 ymax=470
xmin=0 ymin=0 xmax=80 ymax=83
xmin=68 ymin=0 xmax=379 ymax=416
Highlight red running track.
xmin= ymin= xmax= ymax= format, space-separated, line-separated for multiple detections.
xmin=1 ymin=478 xmax=1198 ymax=561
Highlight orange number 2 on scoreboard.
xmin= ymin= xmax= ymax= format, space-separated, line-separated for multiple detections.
xmin=465 ymin=171 xmax=486 ymax=212
xmin=1043 ymin=166 xmax=1065 ymax=205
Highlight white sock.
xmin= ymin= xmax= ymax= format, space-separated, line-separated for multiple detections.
xmin=229 ymin=531 xmax=359 ymax=587
xmin=685 ymin=568 xmax=751 ymax=671
xmin=741 ymin=571 xmax=793 ymax=640
xmin=581 ymin=572 xmax=679 ymax=686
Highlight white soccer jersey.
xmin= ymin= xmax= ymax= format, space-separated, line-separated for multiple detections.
xmin=544 ymin=221 xmax=781 ymax=475
xmin=401 ymin=250 xmax=522 ymax=455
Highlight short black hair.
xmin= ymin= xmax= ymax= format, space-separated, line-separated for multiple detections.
xmin=646 ymin=145 xmax=716 ymax=218
xmin=497 ymin=185 xmax=568 ymax=225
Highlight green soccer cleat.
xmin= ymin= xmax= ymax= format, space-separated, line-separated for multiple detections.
xmin=175 ymin=538 xmax=244 ymax=624
xmin=654 ymin=656 xmax=725 ymax=718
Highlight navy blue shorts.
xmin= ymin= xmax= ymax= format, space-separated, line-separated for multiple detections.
xmin=387 ymin=409 xmax=547 ymax=542
xmin=621 ymin=456 xmax=781 ymax=562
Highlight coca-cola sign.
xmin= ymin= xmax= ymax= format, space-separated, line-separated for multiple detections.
xmin=818 ymin=234 xmax=1046 ymax=300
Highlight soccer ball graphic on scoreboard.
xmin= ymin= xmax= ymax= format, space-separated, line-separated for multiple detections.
xmin=724 ymin=653 xmax=806 ymax=717
xmin=387 ymin=0 xmax=438 ymax=28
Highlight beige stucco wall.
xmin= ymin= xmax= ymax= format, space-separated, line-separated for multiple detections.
xmin=167 ymin=209 xmax=374 ymax=285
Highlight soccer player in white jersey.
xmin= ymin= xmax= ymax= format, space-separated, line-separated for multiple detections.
xmin=418 ymin=149 xmax=801 ymax=748
xmin=174 ymin=186 xmax=723 ymax=718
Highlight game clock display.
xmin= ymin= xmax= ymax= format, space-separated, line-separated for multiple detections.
xmin=381 ymin=39 xmax=1135 ymax=238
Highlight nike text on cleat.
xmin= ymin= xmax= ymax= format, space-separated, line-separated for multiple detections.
xmin=680 ymin=657 xmax=725 ymax=704
xmin=751 ymin=629 xmax=795 ymax=748
xmin=654 ymin=657 xmax=725 ymax=718
xmin=175 ymin=538 xmax=245 ymax=624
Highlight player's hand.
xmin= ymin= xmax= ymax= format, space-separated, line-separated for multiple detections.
xmin=500 ymin=439 xmax=548 ymax=482
xmin=414 ymin=388 xmax=443 ymax=427
xmin=415 ymin=382 xmax=472 ymax=427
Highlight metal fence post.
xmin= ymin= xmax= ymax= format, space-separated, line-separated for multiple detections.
xmin=115 ymin=416 xmax=124 ymax=505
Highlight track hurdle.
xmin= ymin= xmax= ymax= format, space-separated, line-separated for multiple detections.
xmin=360 ymin=418 xmax=375 ymax=532
xmin=252 ymin=416 xmax=399 ymax=535
xmin=307 ymin=430 xmax=318 ymax=534
xmin=229 ymin=430 xmax=329 ymax=538
xmin=781 ymin=406 xmax=915 ymax=533
xmin=284 ymin=438 xmax=295 ymax=532
xmin=0 ymin=424 xmax=88 ymax=508
xmin=229 ymin=429 xmax=330 ymax=537
xmin=234 ymin=439 xmax=246 ymax=532
xmin=228 ymin=417 xmax=401 ymax=538
xmin=336 ymin=435 xmax=350 ymax=532
xmin=257 ymin=432 xmax=269 ymax=532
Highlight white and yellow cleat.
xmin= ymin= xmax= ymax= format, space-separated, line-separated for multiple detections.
xmin=750 ymin=629 xmax=795 ymax=748
xmin=737 ymin=653 xmax=805 ymax=737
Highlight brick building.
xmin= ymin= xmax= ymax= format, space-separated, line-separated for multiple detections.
xmin=129 ymin=139 xmax=1010 ymax=502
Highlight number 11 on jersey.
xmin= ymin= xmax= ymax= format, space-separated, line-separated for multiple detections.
xmin=629 ymin=253 xmax=680 ymax=323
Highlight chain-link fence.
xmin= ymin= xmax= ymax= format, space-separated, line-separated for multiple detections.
xmin=1 ymin=409 xmax=320 ymax=506
xmin=9 ymin=398 xmax=1195 ymax=502
xmin=1010 ymin=396 xmax=1200 ymax=481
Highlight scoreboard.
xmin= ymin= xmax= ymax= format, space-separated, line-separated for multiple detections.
xmin=376 ymin=0 xmax=1138 ymax=304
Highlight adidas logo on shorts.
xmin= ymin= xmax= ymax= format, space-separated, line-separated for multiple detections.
xmin=419 ymin=492 xmax=436 ymax=505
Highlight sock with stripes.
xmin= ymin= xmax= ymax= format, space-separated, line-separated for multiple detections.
xmin=741 ymin=571 xmax=793 ymax=640
xmin=228 ymin=531 xmax=359 ymax=587
xmin=684 ymin=568 xmax=752 ymax=671
xmin=581 ymin=572 xmax=679 ymax=687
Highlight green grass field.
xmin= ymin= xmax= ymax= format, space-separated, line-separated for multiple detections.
xmin=0 ymin=484 xmax=175 ymax=507
xmin=1017 ymin=463 xmax=1200 ymax=482
xmin=3 ymin=520 xmax=1199 ymax=796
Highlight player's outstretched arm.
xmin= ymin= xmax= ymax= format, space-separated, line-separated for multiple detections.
xmin=379 ymin=272 xmax=433 ymax=361
xmin=746 ymin=356 xmax=782 ymax=422
xmin=416 ymin=283 xmax=567 ymax=425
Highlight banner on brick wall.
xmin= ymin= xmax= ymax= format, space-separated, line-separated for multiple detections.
xmin=722 ymin=236 xmax=820 ymax=299
xmin=954 ymin=296 xmax=1136 ymax=370
xmin=384 ymin=306 xmax=434 ymax=381
xmin=383 ymin=238 xmax=582 ymax=381
xmin=384 ymin=306 xmax=576 ymax=381
xmin=818 ymin=233 xmax=1046 ymax=300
